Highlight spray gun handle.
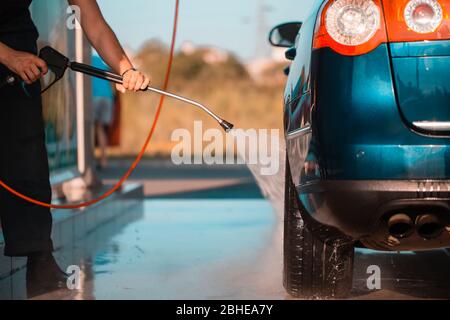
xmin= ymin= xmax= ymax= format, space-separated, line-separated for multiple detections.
xmin=0 ymin=46 xmax=68 ymax=91
xmin=69 ymin=61 xmax=234 ymax=132
xmin=70 ymin=62 xmax=152 ymax=92
xmin=1 ymin=46 xmax=234 ymax=133
xmin=70 ymin=62 xmax=123 ymax=85
xmin=0 ymin=74 xmax=20 ymax=89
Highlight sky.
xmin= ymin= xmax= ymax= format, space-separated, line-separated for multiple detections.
xmin=97 ymin=0 xmax=316 ymax=61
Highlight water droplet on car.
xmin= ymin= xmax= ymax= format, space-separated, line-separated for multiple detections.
xmin=356 ymin=150 xmax=365 ymax=159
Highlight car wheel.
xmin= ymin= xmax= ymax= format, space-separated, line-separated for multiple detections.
xmin=284 ymin=156 xmax=355 ymax=299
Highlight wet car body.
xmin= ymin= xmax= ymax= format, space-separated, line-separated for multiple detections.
xmin=284 ymin=0 xmax=450 ymax=249
xmin=271 ymin=0 xmax=450 ymax=298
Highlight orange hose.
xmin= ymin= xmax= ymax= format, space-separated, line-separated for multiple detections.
xmin=0 ymin=0 xmax=180 ymax=209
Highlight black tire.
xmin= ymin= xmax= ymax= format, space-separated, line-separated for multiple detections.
xmin=283 ymin=157 xmax=355 ymax=299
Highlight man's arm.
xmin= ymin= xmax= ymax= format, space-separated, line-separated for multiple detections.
xmin=0 ymin=42 xmax=48 ymax=84
xmin=68 ymin=0 xmax=150 ymax=92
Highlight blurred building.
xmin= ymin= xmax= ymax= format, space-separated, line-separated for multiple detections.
xmin=246 ymin=47 xmax=288 ymax=85
xmin=31 ymin=1 xmax=96 ymax=192
xmin=181 ymin=42 xmax=230 ymax=65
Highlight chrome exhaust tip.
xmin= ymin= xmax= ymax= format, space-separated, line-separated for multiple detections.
xmin=416 ymin=214 xmax=444 ymax=240
xmin=388 ymin=213 xmax=414 ymax=239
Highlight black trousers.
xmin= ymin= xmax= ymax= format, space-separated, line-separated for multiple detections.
xmin=0 ymin=83 xmax=53 ymax=257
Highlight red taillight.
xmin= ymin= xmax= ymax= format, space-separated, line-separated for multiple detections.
xmin=313 ymin=0 xmax=388 ymax=56
xmin=382 ymin=0 xmax=450 ymax=42
xmin=313 ymin=0 xmax=450 ymax=56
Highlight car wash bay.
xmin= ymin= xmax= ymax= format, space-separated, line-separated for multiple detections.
xmin=0 ymin=161 xmax=449 ymax=300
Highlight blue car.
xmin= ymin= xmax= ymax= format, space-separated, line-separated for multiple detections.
xmin=269 ymin=0 xmax=450 ymax=298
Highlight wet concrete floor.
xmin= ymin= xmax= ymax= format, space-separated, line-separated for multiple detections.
xmin=33 ymin=162 xmax=450 ymax=299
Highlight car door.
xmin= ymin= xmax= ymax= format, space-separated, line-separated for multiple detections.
xmin=285 ymin=3 xmax=323 ymax=186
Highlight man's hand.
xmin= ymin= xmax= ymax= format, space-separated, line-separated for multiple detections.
xmin=2 ymin=48 xmax=48 ymax=85
xmin=67 ymin=1 xmax=151 ymax=93
xmin=117 ymin=69 xmax=150 ymax=93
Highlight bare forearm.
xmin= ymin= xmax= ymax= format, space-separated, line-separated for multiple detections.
xmin=0 ymin=42 xmax=13 ymax=65
xmin=85 ymin=23 xmax=133 ymax=75
xmin=68 ymin=0 xmax=133 ymax=75
xmin=68 ymin=0 xmax=150 ymax=92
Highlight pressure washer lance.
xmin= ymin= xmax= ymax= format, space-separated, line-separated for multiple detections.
xmin=1 ymin=46 xmax=234 ymax=133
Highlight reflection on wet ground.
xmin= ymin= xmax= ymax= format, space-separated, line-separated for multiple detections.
xmin=33 ymin=163 xmax=449 ymax=299
xmin=66 ymin=200 xmax=277 ymax=300
xmin=353 ymin=249 xmax=450 ymax=299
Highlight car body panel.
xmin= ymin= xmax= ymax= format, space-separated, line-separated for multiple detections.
xmin=308 ymin=45 xmax=450 ymax=181
xmin=280 ymin=0 xmax=450 ymax=249
xmin=390 ymin=40 xmax=450 ymax=129
xmin=390 ymin=40 xmax=450 ymax=57
xmin=290 ymin=43 xmax=450 ymax=184
xmin=285 ymin=1 xmax=323 ymax=185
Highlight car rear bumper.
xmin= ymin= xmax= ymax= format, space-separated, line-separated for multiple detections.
xmin=310 ymin=45 xmax=450 ymax=180
xmin=297 ymin=179 xmax=450 ymax=251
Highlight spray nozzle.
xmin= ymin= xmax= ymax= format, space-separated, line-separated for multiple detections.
xmin=219 ymin=120 xmax=234 ymax=133
xmin=1 ymin=46 xmax=234 ymax=133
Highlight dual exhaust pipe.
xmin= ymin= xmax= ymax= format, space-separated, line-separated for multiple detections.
xmin=388 ymin=213 xmax=445 ymax=240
